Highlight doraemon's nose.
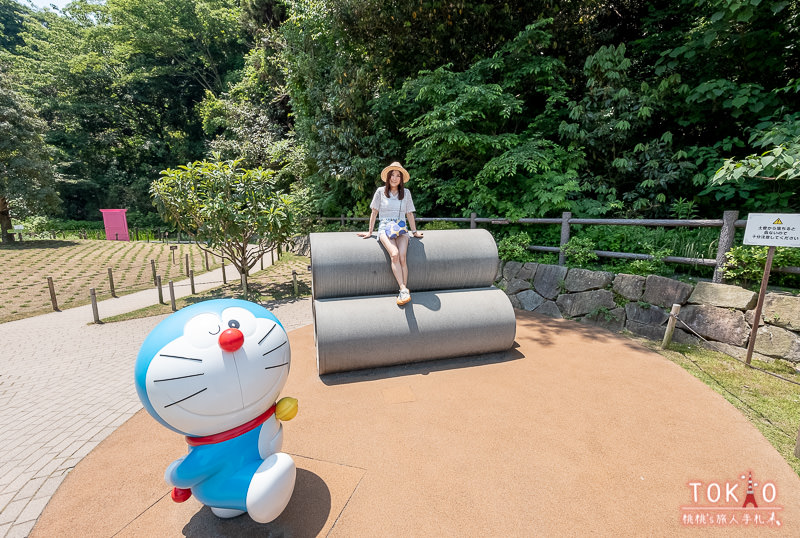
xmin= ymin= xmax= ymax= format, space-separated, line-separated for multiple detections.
xmin=218 ymin=328 xmax=244 ymax=352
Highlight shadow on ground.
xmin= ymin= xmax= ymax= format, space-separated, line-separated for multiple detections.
xmin=181 ymin=469 xmax=331 ymax=538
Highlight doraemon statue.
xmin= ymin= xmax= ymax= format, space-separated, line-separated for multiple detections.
xmin=134 ymin=299 xmax=298 ymax=523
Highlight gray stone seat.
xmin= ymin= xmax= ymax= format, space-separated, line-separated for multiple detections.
xmin=309 ymin=230 xmax=516 ymax=374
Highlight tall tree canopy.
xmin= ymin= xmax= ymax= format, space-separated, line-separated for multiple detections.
xmin=2 ymin=0 xmax=797 ymax=223
xmin=0 ymin=69 xmax=59 ymax=242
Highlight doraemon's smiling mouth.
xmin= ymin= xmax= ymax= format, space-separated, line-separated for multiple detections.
xmin=142 ymin=306 xmax=291 ymax=436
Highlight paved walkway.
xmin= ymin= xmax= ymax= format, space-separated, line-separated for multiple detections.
xmin=0 ymin=261 xmax=313 ymax=538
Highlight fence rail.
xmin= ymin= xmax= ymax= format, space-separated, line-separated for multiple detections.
xmin=319 ymin=210 xmax=800 ymax=282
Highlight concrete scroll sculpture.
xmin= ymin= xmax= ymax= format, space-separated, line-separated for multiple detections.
xmin=134 ymin=299 xmax=298 ymax=523
xmin=310 ymin=230 xmax=516 ymax=374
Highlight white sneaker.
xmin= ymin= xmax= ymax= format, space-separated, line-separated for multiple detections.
xmin=397 ymin=289 xmax=411 ymax=306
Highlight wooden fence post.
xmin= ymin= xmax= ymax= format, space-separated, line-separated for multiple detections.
xmin=271 ymin=249 xmax=274 ymax=265
xmin=558 ymin=212 xmax=572 ymax=266
xmin=47 ymin=277 xmax=59 ymax=312
xmin=205 ymin=251 xmax=210 ymax=271
xmin=661 ymin=304 xmax=682 ymax=349
xmin=795 ymin=425 xmax=800 ymax=458
xmin=222 ymin=260 xmax=227 ymax=284
xmin=745 ymin=246 xmax=776 ymax=366
xmin=293 ymin=270 xmax=298 ymax=296
xmin=470 ymin=212 xmax=477 ymax=229
xmin=89 ymin=288 xmax=100 ymax=323
xmin=169 ymin=280 xmax=176 ymax=311
xmin=151 ymin=259 xmax=157 ymax=286
xmin=190 ymin=270 xmax=196 ymax=294
xmin=185 ymin=253 xmax=190 ymax=276
xmin=713 ymin=210 xmax=739 ymax=283
xmin=340 ymin=214 xmax=345 ymax=227
xmin=108 ymin=268 xmax=117 ymax=298
xmin=156 ymin=275 xmax=164 ymax=304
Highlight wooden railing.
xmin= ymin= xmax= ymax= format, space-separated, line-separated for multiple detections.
xmin=319 ymin=210 xmax=800 ymax=283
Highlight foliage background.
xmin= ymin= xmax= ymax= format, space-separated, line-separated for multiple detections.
xmin=1 ymin=0 xmax=798 ymax=226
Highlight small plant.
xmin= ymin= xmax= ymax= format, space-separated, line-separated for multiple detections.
xmin=670 ymin=197 xmax=699 ymax=220
xmin=637 ymin=301 xmax=652 ymax=309
xmin=421 ymin=220 xmax=462 ymax=231
xmin=561 ymin=236 xmax=599 ymax=268
xmin=628 ymin=243 xmax=671 ymax=276
xmin=497 ymin=232 xmax=537 ymax=262
xmin=612 ymin=291 xmax=629 ymax=308
xmin=588 ymin=306 xmax=617 ymax=322
xmin=558 ymin=278 xmax=567 ymax=294
xmin=724 ymin=245 xmax=800 ymax=289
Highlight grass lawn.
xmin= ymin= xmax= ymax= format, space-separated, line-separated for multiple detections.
xmin=0 ymin=239 xmax=223 ymax=323
xmin=101 ymin=253 xmax=311 ymax=323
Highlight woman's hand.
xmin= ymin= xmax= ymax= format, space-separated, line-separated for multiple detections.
xmin=411 ymin=231 xmax=423 ymax=238
xmin=356 ymin=231 xmax=373 ymax=238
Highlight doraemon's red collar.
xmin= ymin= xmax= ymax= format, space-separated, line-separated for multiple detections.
xmin=185 ymin=404 xmax=276 ymax=446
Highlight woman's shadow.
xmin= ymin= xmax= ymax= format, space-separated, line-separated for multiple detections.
xmin=182 ymin=468 xmax=331 ymax=537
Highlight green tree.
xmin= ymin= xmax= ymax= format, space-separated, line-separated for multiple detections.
xmin=0 ymin=70 xmax=60 ymax=242
xmin=559 ymin=43 xmax=695 ymax=216
xmin=151 ymin=155 xmax=295 ymax=293
xmin=399 ymin=22 xmax=582 ymax=218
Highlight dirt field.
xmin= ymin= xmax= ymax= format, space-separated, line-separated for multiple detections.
xmin=0 ymin=239 xmax=228 ymax=323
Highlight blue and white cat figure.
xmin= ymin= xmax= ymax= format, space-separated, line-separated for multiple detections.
xmin=134 ymin=299 xmax=298 ymax=523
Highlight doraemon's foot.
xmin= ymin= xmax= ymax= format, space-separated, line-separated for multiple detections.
xmin=246 ymin=453 xmax=296 ymax=523
xmin=210 ymin=507 xmax=245 ymax=518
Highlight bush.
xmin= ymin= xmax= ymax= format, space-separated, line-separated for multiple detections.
xmin=421 ymin=220 xmax=463 ymax=230
xmin=561 ymin=236 xmax=598 ymax=268
xmin=724 ymin=246 xmax=800 ymax=289
xmin=497 ymin=232 xmax=538 ymax=262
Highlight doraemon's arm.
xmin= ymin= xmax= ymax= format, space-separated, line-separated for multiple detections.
xmin=164 ymin=447 xmax=224 ymax=488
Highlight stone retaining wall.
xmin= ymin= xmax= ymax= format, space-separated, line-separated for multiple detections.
xmin=497 ymin=261 xmax=800 ymax=365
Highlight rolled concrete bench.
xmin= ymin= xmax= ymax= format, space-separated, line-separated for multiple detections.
xmin=310 ymin=231 xmax=516 ymax=375
xmin=310 ymin=229 xmax=499 ymax=299
xmin=314 ymin=287 xmax=516 ymax=374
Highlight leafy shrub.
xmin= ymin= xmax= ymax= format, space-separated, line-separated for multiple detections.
xmin=627 ymin=243 xmax=672 ymax=276
xmin=19 ymin=216 xmax=105 ymax=233
xmin=561 ymin=236 xmax=598 ymax=268
xmin=724 ymin=246 xmax=800 ymax=289
xmin=421 ymin=220 xmax=463 ymax=230
xmin=497 ymin=232 xmax=537 ymax=262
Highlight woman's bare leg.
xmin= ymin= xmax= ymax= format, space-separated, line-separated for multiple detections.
xmin=378 ymin=234 xmax=406 ymax=290
xmin=396 ymin=234 xmax=410 ymax=288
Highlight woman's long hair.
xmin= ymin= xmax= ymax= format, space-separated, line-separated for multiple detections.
xmin=383 ymin=171 xmax=405 ymax=200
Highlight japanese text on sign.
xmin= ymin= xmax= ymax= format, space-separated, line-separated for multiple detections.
xmin=743 ymin=214 xmax=800 ymax=248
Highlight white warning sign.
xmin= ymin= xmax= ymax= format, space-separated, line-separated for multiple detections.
xmin=743 ymin=213 xmax=800 ymax=247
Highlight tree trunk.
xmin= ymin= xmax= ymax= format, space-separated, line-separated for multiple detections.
xmin=0 ymin=196 xmax=15 ymax=243
xmin=240 ymin=270 xmax=248 ymax=300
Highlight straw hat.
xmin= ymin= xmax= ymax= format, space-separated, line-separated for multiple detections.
xmin=380 ymin=162 xmax=410 ymax=183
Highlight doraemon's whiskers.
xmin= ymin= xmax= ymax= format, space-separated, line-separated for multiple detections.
xmin=258 ymin=324 xmax=277 ymax=345
xmin=164 ymin=388 xmax=207 ymax=408
xmin=160 ymin=354 xmax=203 ymax=362
xmin=264 ymin=362 xmax=289 ymax=371
xmin=262 ymin=340 xmax=287 ymax=356
xmin=154 ymin=373 xmax=205 ymax=383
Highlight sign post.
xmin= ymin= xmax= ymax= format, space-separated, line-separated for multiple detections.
xmin=741 ymin=213 xmax=800 ymax=365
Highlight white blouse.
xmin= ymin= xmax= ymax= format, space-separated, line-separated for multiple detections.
xmin=370 ymin=188 xmax=416 ymax=220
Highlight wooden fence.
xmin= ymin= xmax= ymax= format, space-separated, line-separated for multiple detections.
xmin=319 ymin=210 xmax=800 ymax=283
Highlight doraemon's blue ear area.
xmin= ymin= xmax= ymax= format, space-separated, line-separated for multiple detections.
xmin=134 ymin=299 xmax=285 ymax=433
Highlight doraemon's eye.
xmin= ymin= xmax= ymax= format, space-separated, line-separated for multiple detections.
xmin=184 ymin=313 xmax=221 ymax=349
xmin=221 ymin=307 xmax=257 ymax=337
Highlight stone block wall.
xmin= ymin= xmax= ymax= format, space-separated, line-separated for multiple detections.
xmin=497 ymin=261 xmax=800 ymax=365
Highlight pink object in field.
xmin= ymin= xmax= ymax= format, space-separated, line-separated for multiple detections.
xmin=100 ymin=209 xmax=130 ymax=241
